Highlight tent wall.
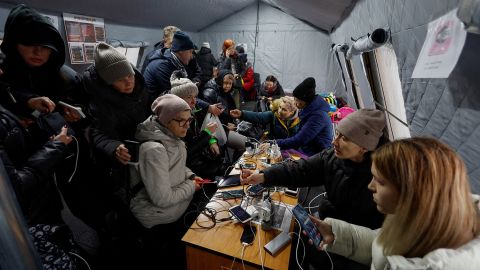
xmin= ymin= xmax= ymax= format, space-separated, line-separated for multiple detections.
xmin=328 ymin=0 xmax=480 ymax=193
xmin=0 ymin=3 xmax=164 ymax=73
xmin=196 ymin=2 xmax=331 ymax=92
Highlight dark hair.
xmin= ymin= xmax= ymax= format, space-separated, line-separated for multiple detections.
xmin=265 ymin=75 xmax=277 ymax=83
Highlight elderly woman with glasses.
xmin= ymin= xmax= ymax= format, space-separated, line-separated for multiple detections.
xmin=129 ymin=94 xmax=203 ymax=267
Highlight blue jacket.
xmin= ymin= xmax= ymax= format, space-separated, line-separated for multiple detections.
xmin=143 ymin=48 xmax=201 ymax=104
xmin=277 ymin=95 xmax=332 ymax=156
xmin=241 ymin=110 xmax=300 ymax=140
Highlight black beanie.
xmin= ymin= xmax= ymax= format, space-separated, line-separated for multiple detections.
xmin=293 ymin=77 xmax=316 ymax=103
xmin=171 ymin=31 xmax=195 ymax=52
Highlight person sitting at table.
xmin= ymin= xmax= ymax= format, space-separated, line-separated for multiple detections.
xmin=308 ymin=137 xmax=480 ymax=270
xmin=230 ymin=96 xmax=299 ymax=140
xmin=129 ymin=94 xmax=203 ymax=269
xmin=276 ymin=77 xmax=332 ymax=156
xmin=241 ymin=109 xmax=387 ymax=269
xmin=169 ymin=76 xmax=224 ymax=179
xmin=258 ymin=75 xmax=285 ymax=111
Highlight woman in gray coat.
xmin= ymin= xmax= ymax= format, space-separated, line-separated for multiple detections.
xmin=129 ymin=94 xmax=202 ymax=269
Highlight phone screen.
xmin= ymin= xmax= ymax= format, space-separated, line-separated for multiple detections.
xmin=240 ymin=224 xmax=256 ymax=245
xmin=247 ymin=184 xmax=265 ymax=196
xmin=292 ymin=204 xmax=322 ymax=247
xmin=229 ymin=205 xmax=252 ymax=223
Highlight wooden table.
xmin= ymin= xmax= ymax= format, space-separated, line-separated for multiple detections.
xmin=182 ymin=189 xmax=297 ymax=270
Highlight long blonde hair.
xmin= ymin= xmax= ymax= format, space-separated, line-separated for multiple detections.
xmin=373 ymin=137 xmax=478 ymax=257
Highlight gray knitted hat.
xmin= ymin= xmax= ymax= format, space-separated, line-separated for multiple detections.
xmin=95 ymin=42 xmax=134 ymax=84
xmin=336 ymin=109 xmax=386 ymax=151
xmin=170 ymin=76 xmax=198 ymax=98
xmin=151 ymin=94 xmax=191 ymax=126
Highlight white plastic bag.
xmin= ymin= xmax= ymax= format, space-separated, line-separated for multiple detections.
xmin=201 ymin=113 xmax=227 ymax=146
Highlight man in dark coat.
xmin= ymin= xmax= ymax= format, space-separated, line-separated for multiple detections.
xmin=143 ymin=31 xmax=201 ymax=105
xmin=241 ymin=109 xmax=387 ymax=270
xmin=276 ymin=77 xmax=332 ymax=156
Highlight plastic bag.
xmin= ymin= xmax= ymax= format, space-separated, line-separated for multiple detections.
xmin=201 ymin=113 xmax=227 ymax=146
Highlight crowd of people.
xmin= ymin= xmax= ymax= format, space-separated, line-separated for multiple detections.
xmin=0 ymin=4 xmax=478 ymax=270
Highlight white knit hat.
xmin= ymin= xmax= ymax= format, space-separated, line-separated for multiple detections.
xmin=170 ymin=75 xmax=198 ymax=98
xmin=201 ymin=42 xmax=210 ymax=49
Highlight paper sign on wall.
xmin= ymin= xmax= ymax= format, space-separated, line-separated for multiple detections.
xmin=63 ymin=13 xmax=105 ymax=64
xmin=412 ymin=8 xmax=467 ymax=78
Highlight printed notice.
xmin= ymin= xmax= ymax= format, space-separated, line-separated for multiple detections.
xmin=412 ymin=8 xmax=467 ymax=78
xmin=63 ymin=13 xmax=105 ymax=64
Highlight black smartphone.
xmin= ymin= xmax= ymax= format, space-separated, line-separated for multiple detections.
xmin=292 ymin=204 xmax=322 ymax=247
xmin=124 ymin=140 xmax=140 ymax=162
xmin=240 ymin=224 xmax=257 ymax=245
xmin=247 ymin=184 xmax=266 ymax=196
xmin=229 ymin=205 xmax=252 ymax=223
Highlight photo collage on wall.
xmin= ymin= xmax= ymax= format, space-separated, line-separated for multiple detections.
xmin=63 ymin=13 xmax=105 ymax=64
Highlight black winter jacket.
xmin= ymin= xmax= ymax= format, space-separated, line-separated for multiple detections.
xmin=197 ymin=47 xmax=218 ymax=84
xmin=82 ymin=66 xmax=150 ymax=166
xmin=0 ymin=4 xmax=74 ymax=116
xmin=263 ymin=148 xmax=384 ymax=229
xmin=0 ymin=105 xmax=67 ymax=226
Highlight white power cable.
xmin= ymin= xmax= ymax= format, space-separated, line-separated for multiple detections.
xmin=67 ymin=135 xmax=79 ymax=183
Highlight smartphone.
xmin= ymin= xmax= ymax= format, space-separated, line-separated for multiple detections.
xmin=58 ymin=101 xmax=86 ymax=118
xmin=124 ymin=140 xmax=140 ymax=162
xmin=220 ymin=189 xmax=244 ymax=200
xmin=229 ymin=205 xmax=253 ymax=223
xmin=240 ymin=224 xmax=257 ymax=245
xmin=292 ymin=204 xmax=322 ymax=247
xmin=285 ymin=187 xmax=299 ymax=197
xmin=240 ymin=162 xmax=256 ymax=170
xmin=247 ymin=184 xmax=266 ymax=196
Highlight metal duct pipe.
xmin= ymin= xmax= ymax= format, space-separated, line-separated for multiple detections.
xmin=346 ymin=28 xmax=390 ymax=60
xmin=458 ymin=0 xmax=480 ymax=34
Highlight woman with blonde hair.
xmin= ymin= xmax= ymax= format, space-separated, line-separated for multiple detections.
xmin=230 ymin=96 xmax=300 ymax=140
xmin=309 ymin=137 xmax=480 ymax=269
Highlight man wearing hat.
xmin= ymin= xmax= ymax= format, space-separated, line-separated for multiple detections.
xmin=274 ymin=77 xmax=333 ymax=156
xmin=241 ymin=108 xmax=387 ymax=269
xmin=144 ymin=31 xmax=201 ymax=104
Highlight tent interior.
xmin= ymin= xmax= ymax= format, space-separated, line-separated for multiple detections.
xmin=1 ymin=0 xmax=480 ymax=268
xmin=0 ymin=1 xmax=479 ymax=196
xmin=0 ymin=0 xmax=478 ymax=189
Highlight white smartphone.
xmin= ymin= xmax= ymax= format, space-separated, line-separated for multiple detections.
xmin=229 ymin=205 xmax=253 ymax=223
xmin=58 ymin=101 xmax=86 ymax=118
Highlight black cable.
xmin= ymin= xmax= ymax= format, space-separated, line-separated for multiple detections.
xmin=253 ymin=0 xmax=260 ymax=70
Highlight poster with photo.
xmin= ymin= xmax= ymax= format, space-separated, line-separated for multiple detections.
xmin=63 ymin=13 xmax=105 ymax=64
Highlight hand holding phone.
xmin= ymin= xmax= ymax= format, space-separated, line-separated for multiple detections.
xmin=292 ymin=204 xmax=322 ymax=247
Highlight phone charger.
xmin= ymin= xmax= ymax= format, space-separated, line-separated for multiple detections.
xmin=264 ymin=232 xmax=291 ymax=256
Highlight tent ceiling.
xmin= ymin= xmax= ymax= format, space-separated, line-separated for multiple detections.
xmin=3 ymin=0 xmax=357 ymax=32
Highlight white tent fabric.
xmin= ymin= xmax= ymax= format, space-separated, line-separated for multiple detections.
xmin=196 ymin=2 xmax=331 ymax=92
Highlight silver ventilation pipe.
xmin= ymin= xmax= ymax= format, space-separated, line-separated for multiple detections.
xmin=346 ymin=28 xmax=390 ymax=60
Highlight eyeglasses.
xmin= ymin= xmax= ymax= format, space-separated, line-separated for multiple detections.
xmin=172 ymin=117 xmax=194 ymax=127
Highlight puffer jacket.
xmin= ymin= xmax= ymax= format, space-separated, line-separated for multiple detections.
xmin=241 ymin=110 xmax=300 ymax=140
xmin=0 ymin=4 xmax=70 ymax=116
xmin=0 ymin=105 xmax=67 ymax=226
xmin=325 ymin=213 xmax=480 ymax=269
xmin=129 ymin=116 xmax=196 ymax=228
xmin=143 ymin=48 xmax=201 ymax=104
xmin=276 ymin=95 xmax=333 ymax=156
xmin=196 ymin=47 xmax=218 ymax=84
xmin=202 ymin=70 xmax=237 ymax=124
xmin=263 ymin=148 xmax=384 ymax=230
